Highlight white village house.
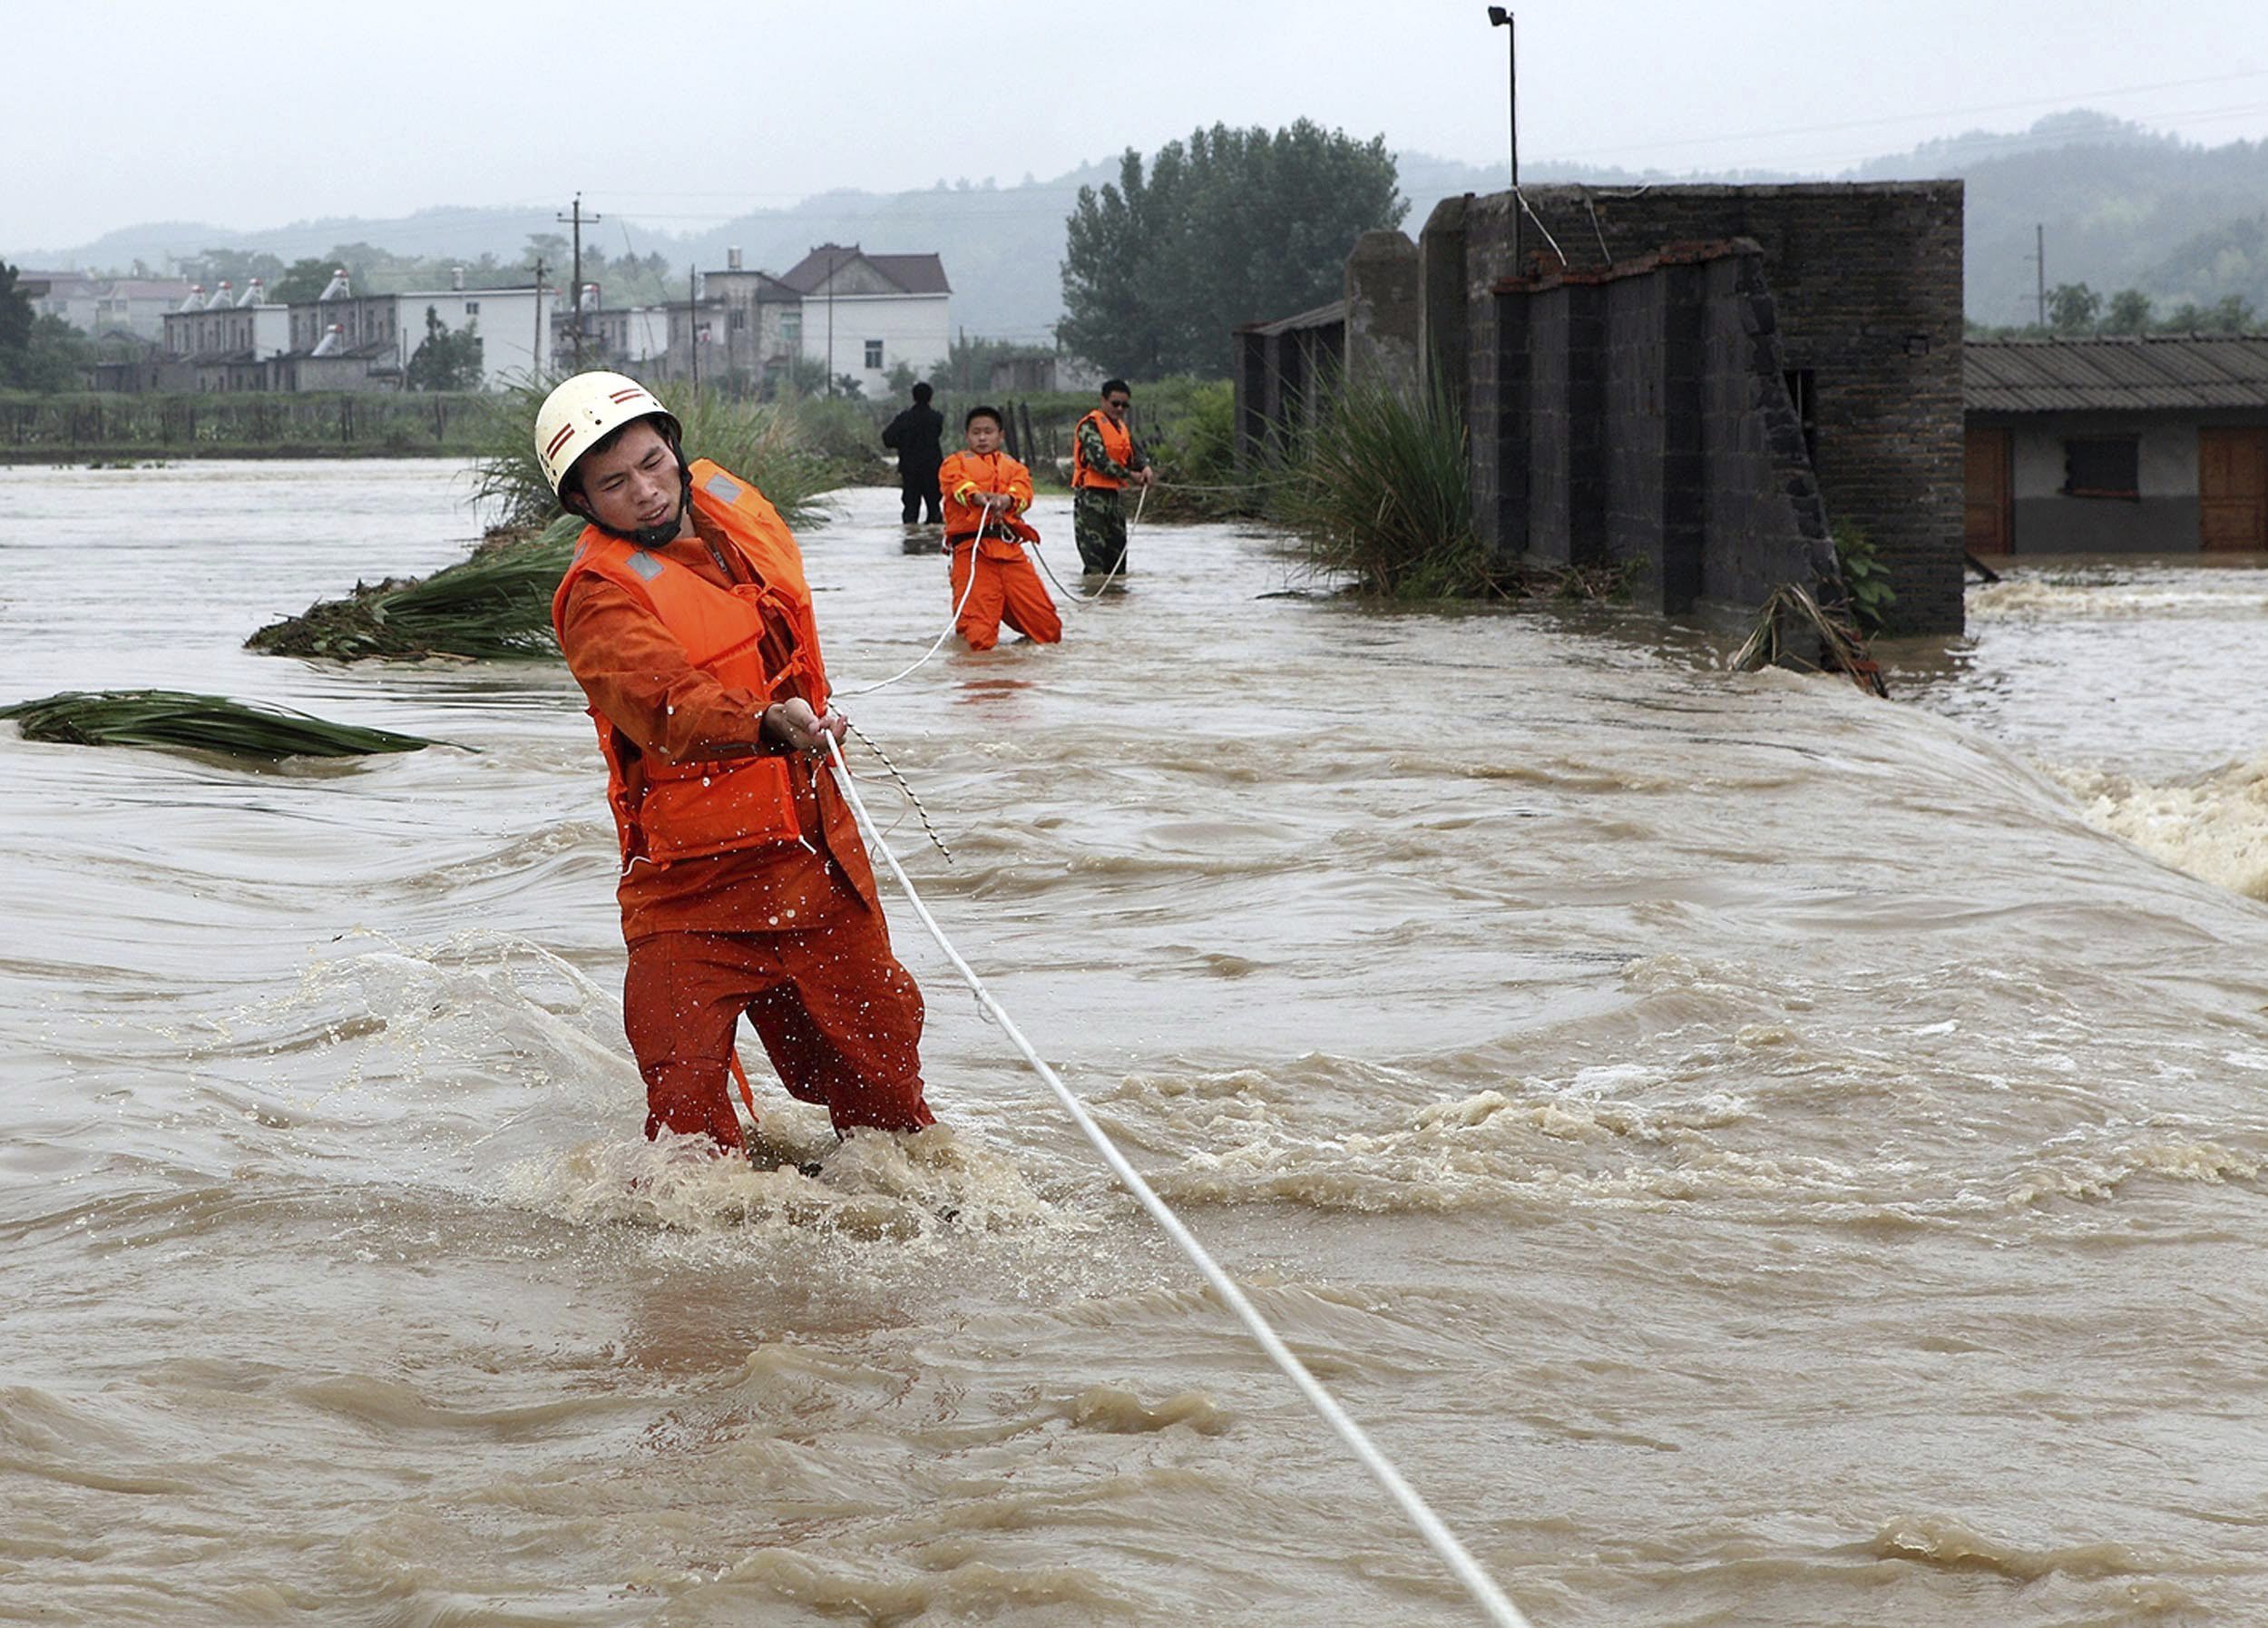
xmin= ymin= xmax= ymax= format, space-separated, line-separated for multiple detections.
xmin=92 ymin=243 xmax=948 ymax=396
xmin=666 ymin=243 xmax=950 ymax=397
xmin=133 ymin=268 xmax=561 ymax=392
xmin=19 ymin=270 xmax=197 ymax=342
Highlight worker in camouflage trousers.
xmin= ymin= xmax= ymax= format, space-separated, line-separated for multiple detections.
xmin=1070 ymin=378 xmax=1154 ymax=576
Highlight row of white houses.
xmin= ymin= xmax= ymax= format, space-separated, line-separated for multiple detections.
xmin=100 ymin=244 xmax=951 ymax=396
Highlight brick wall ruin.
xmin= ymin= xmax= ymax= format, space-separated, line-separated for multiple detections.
xmin=1431 ymin=181 xmax=1965 ymax=634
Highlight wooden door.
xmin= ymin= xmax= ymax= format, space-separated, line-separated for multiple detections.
xmin=2200 ymin=427 xmax=2268 ymax=551
xmin=1964 ymin=427 xmax=2012 ymax=554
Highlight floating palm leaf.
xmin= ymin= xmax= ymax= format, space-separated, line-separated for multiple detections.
xmin=1 ymin=690 xmax=442 ymax=760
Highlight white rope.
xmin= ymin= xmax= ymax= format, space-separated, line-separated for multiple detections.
xmin=1036 ymin=477 xmax=1147 ymax=606
xmin=833 ymin=512 xmax=988 ymax=697
xmin=1031 ymin=539 xmax=1106 ymax=608
xmin=823 ymin=734 xmax=1536 ymax=1628
xmin=1512 ymin=188 xmax=1571 ymax=269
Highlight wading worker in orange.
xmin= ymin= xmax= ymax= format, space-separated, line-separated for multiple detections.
xmin=939 ymin=404 xmax=1061 ymax=651
xmin=537 ymin=370 xmax=934 ymax=1158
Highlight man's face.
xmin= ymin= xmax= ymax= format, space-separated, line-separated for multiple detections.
xmin=964 ymin=416 xmax=1002 ymax=455
xmin=1101 ymin=389 xmax=1129 ymax=423
xmin=572 ymin=419 xmax=682 ymax=539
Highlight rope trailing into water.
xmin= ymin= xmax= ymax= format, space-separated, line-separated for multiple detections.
xmin=1032 ymin=480 xmax=1147 ymax=609
xmin=823 ymin=732 xmax=1537 ymax=1628
xmin=834 ymin=511 xmax=990 ymax=698
xmin=845 ymin=720 xmax=952 ymax=864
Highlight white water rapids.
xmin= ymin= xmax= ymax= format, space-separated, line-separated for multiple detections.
xmin=3 ymin=459 xmax=2264 ymax=1626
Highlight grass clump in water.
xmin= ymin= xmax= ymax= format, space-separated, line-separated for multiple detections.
xmin=1270 ymin=373 xmax=1486 ymax=598
xmin=1 ymin=690 xmax=439 ymax=760
xmin=249 ymin=513 xmax=584 ymax=661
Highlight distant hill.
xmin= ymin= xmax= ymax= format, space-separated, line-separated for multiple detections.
xmin=1857 ymin=111 xmax=2268 ymax=324
xmin=16 ymin=114 xmax=2268 ymax=339
xmin=18 ymin=207 xmax=572 ymax=283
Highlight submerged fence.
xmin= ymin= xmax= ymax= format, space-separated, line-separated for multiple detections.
xmin=0 ymin=392 xmax=494 ymax=456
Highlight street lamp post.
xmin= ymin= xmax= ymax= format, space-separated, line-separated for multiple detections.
xmin=1487 ymin=7 xmax=1520 ymax=274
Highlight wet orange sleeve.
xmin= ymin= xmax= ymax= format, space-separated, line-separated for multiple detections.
xmin=1004 ymin=456 xmax=1032 ymax=515
xmin=557 ymin=577 xmax=774 ymax=766
xmin=939 ymin=451 xmax=984 ymax=531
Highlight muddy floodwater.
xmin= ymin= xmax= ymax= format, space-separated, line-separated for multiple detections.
xmin=5 ymin=458 xmax=2267 ymax=1627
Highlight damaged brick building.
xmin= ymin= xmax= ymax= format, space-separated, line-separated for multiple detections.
xmin=1236 ymin=182 xmax=1968 ymax=635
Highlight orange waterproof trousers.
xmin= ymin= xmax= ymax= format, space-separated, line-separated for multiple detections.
xmin=622 ymin=908 xmax=932 ymax=1149
xmin=950 ymin=543 xmax=1062 ymax=652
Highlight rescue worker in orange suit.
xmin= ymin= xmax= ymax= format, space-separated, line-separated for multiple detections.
xmin=938 ymin=405 xmax=1061 ymax=652
xmin=538 ymin=371 xmax=934 ymax=1160
xmin=1070 ymin=377 xmax=1155 ymax=576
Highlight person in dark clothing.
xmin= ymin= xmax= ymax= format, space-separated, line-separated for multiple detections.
xmin=882 ymin=382 xmax=945 ymax=525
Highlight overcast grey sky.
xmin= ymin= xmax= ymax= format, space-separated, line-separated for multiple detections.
xmin=10 ymin=0 xmax=2265 ymax=253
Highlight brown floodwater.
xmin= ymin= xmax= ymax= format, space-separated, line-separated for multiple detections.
xmin=2 ymin=459 xmax=2264 ymax=1627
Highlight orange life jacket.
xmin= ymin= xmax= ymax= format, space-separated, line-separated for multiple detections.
xmin=941 ymin=448 xmax=1040 ymax=557
xmin=1072 ymin=409 xmax=1134 ymax=491
xmin=550 ymin=458 xmax=830 ymax=869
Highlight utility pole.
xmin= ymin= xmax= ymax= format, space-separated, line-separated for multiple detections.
xmin=530 ymin=255 xmax=547 ymax=375
xmin=688 ymin=263 xmax=699 ymax=393
xmin=557 ymin=193 xmax=601 ymax=368
xmin=825 ymin=246 xmax=838 ymax=397
xmin=2035 ymin=223 xmax=2047 ymax=329
xmin=1489 ymin=7 xmax=1520 ymax=274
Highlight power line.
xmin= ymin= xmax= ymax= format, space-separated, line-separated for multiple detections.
xmin=1528 ymin=66 xmax=2268 ymax=166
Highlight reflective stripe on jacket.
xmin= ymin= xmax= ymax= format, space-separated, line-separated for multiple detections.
xmin=940 ymin=448 xmax=1037 ymax=559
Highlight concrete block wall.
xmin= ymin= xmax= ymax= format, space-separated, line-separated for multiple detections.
xmin=1601 ymin=270 xmax=1670 ymax=595
xmin=1424 ymin=182 xmax=1964 ymax=634
xmin=1488 ymin=242 xmax=1833 ymax=617
xmin=1701 ymin=254 xmax=1837 ymax=610
xmin=1345 ymin=231 xmax=1422 ymax=395
xmin=1233 ymin=317 xmax=1344 ymax=469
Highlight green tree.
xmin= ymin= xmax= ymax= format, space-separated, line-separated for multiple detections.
xmin=2105 ymin=289 xmax=2154 ymax=333
xmin=13 ymin=317 xmax=94 ymax=391
xmin=0 ymin=261 xmax=93 ymax=393
xmin=404 ymin=305 xmax=484 ymax=391
xmin=941 ymin=330 xmax=1055 ymax=394
xmin=2159 ymin=294 xmax=2257 ymax=332
xmin=181 ymin=248 xmax=288 ymax=290
xmin=0 ymin=262 xmax=89 ymax=391
xmin=2047 ymin=281 xmax=2103 ymax=334
xmin=1061 ymin=121 xmax=1406 ymax=378
xmin=270 ymin=257 xmax=337 ymax=303
xmin=2205 ymin=292 xmax=2259 ymax=332
xmin=523 ymin=233 xmax=570 ymax=278
xmin=0 ymin=260 xmax=33 ymax=363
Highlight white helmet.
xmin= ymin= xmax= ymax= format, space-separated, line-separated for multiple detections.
xmin=533 ymin=371 xmax=682 ymax=496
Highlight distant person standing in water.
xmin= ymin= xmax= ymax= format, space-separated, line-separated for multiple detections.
xmin=938 ymin=405 xmax=1061 ymax=651
xmin=882 ymin=381 xmax=945 ymax=526
xmin=1071 ymin=378 xmax=1154 ymax=576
